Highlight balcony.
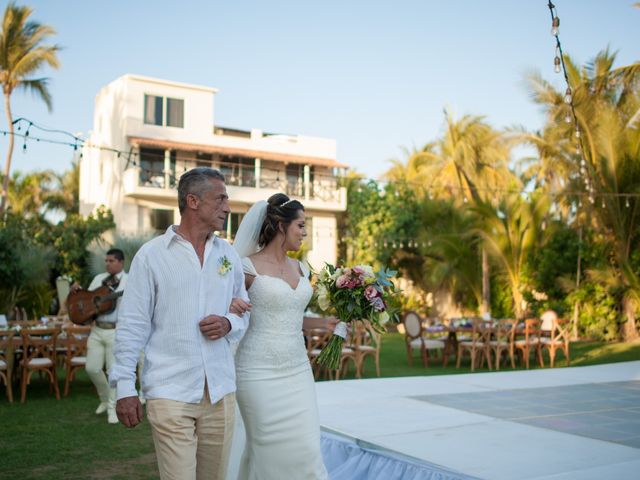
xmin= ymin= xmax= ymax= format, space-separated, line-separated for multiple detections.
xmin=122 ymin=167 xmax=347 ymax=212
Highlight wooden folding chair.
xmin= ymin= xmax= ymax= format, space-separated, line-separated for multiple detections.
xmin=514 ymin=318 xmax=543 ymax=369
xmin=353 ymin=322 xmax=382 ymax=377
xmin=456 ymin=317 xmax=492 ymax=372
xmin=539 ymin=317 xmax=571 ymax=367
xmin=0 ymin=329 xmax=15 ymax=402
xmin=20 ymin=327 xmax=61 ymax=402
xmin=60 ymin=326 xmax=91 ymax=396
xmin=489 ymin=319 xmax=516 ymax=370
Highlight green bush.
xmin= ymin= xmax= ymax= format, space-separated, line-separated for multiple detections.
xmin=0 ymin=213 xmax=56 ymax=317
xmin=568 ymin=282 xmax=619 ymax=341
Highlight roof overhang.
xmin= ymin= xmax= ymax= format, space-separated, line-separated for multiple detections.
xmin=128 ymin=136 xmax=348 ymax=169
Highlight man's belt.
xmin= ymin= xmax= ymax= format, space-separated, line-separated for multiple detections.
xmin=95 ymin=321 xmax=116 ymax=330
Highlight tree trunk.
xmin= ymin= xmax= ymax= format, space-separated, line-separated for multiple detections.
xmin=622 ymin=297 xmax=639 ymax=342
xmin=481 ymin=247 xmax=490 ymax=316
xmin=572 ymin=227 xmax=582 ymax=340
xmin=572 ymin=301 xmax=580 ymax=341
xmin=1 ymin=93 xmax=14 ymax=213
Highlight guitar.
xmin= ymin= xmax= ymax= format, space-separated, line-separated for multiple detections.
xmin=67 ymin=286 xmax=124 ymax=325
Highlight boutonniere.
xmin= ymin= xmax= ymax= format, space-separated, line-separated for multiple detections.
xmin=218 ymin=255 xmax=232 ymax=276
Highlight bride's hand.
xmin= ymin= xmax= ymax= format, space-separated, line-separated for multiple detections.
xmin=326 ymin=316 xmax=340 ymax=330
xmin=229 ymin=297 xmax=252 ymax=315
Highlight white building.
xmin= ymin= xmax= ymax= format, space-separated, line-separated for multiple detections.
xmin=79 ymin=74 xmax=347 ymax=268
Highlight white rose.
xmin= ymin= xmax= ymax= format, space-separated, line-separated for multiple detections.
xmin=317 ymin=286 xmax=331 ymax=311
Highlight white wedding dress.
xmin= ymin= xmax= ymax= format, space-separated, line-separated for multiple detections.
xmin=235 ymin=258 xmax=328 ymax=480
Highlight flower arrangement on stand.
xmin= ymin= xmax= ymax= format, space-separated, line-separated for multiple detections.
xmin=315 ymin=263 xmax=400 ymax=370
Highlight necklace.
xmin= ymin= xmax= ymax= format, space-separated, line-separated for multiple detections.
xmin=260 ymin=258 xmax=288 ymax=277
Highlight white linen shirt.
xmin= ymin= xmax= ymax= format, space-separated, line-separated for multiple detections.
xmin=88 ymin=271 xmax=127 ymax=324
xmin=109 ymin=226 xmax=249 ymax=404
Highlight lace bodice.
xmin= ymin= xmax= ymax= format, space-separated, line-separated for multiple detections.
xmin=235 ymin=258 xmax=313 ymax=370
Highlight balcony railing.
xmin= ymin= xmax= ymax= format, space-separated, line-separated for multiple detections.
xmin=126 ymin=166 xmax=345 ymax=208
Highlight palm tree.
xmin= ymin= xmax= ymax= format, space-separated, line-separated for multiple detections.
xmin=0 ymin=1 xmax=60 ymax=213
xmin=6 ymin=169 xmax=55 ymax=216
xmin=408 ymin=110 xmax=516 ymax=315
xmin=525 ymin=49 xmax=640 ymax=340
xmin=472 ymin=193 xmax=551 ymax=320
xmin=46 ymin=159 xmax=79 ymax=214
xmin=418 ymin=199 xmax=484 ymax=311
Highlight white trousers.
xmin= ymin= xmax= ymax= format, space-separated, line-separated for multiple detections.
xmin=85 ymin=326 xmax=116 ymax=409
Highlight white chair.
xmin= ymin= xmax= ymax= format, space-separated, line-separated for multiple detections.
xmin=401 ymin=311 xmax=444 ymax=367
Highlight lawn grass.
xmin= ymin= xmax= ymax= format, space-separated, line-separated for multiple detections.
xmin=1 ymin=334 xmax=639 ymax=479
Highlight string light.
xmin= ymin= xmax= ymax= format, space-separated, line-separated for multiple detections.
xmin=3 ymin=116 xmax=638 ymax=203
xmin=551 ymin=15 xmax=560 ymax=36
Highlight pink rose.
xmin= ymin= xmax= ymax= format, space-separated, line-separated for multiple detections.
xmin=364 ymin=285 xmax=379 ymax=301
xmin=336 ymin=275 xmax=350 ymax=288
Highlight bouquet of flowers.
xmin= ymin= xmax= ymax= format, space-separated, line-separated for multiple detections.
xmin=314 ymin=263 xmax=399 ymax=370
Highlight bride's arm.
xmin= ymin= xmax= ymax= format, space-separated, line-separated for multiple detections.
xmin=244 ymin=272 xmax=255 ymax=291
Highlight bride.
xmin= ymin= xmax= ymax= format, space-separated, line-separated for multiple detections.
xmin=230 ymin=193 xmax=333 ymax=480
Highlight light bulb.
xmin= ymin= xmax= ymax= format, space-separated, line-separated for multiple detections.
xmin=625 ymin=197 xmax=630 ymax=208
xmin=575 ymin=128 xmax=581 ymax=139
xmin=565 ymin=112 xmax=572 ymax=123
xmin=563 ymin=87 xmax=572 ymax=104
xmin=554 ymin=57 xmax=561 ymax=73
xmin=551 ymin=17 xmax=560 ymax=36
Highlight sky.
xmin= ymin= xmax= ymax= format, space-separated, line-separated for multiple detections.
xmin=1 ymin=0 xmax=639 ymax=180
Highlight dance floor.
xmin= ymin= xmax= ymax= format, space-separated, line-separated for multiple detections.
xmin=315 ymin=361 xmax=640 ymax=480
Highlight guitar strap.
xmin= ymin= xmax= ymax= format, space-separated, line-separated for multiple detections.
xmin=102 ymin=274 xmax=120 ymax=292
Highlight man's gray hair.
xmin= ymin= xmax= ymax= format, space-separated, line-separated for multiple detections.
xmin=177 ymin=167 xmax=225 ymax=213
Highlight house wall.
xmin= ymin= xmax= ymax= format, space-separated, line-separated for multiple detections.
xmin=80 ymin=74 xmax=344 ymax=268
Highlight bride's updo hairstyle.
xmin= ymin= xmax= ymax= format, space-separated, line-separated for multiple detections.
xmin=259 ymin=193 xmax=304 ymax=248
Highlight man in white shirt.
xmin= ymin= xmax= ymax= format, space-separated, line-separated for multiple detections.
xmin=109 ymin=168 xmax=250 ymax=480
xmin=81 ymin=248 xmax=127 ymax=424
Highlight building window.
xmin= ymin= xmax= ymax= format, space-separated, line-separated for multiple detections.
xmin=219 ymin=155 xmax=255 ymax=187
xmin=196 ymin=152 xmax=213 ymax=168
xmin=222 ymin=213 xmax=245 ymax=240
xmin=140 ymin=147 xmax=176 ymax=188
xmin=143 ymin=94 xmax=184 ymax=128
xmin=150 ymin=209 xmax=174 ymax=233
xmin=167 ymin=97 xmax=184 ymax=128
xmin=144 ymin=95 xmax=163 ymax=126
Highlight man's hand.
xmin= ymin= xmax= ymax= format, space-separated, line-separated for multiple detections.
xmin=116 ymin=396 xmax=144 ymax=428
xmin=229 ymin=297 xmax=252 ymax=316
xmin=199 ymin=315 xmax=231 ymax=340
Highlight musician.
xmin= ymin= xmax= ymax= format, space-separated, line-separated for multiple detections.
xmin=79 ymin=248 xmax=128 ymax=424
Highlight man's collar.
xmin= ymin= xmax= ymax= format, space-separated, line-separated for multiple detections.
xmin=164 ymin=225 xmax=217 ymax=248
